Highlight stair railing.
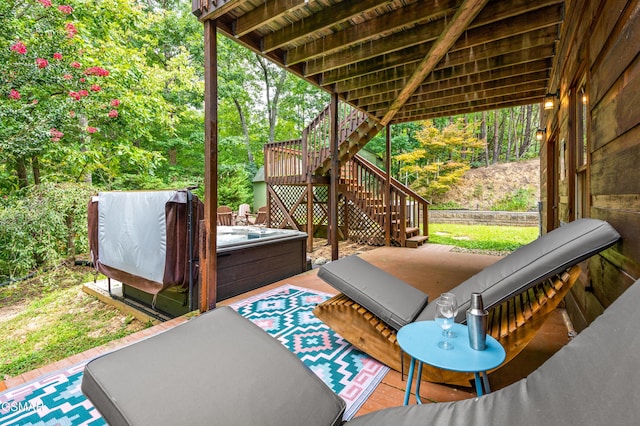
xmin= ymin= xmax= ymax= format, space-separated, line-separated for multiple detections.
xmin=264 ymin=102 xmax=369 ymax=182
xmin=342 ymin=155 xmax=430 ymax=245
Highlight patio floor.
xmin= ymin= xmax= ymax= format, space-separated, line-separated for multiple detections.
xmin=0 ymin=243 xmax=572 ymax=418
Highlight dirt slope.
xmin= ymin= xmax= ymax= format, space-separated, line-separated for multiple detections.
xmin=438 ymin=159 xmax=540 ymax=210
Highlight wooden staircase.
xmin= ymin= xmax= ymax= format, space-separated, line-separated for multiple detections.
xmin=264 ymin=101 xmax=429 ymax=247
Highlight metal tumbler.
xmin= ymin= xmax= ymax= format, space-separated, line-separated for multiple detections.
xmin=467 ymin=292 xmax=488 ymax=351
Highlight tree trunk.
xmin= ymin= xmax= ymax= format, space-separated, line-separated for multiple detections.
xmin=32 ymin=155 xmax=40 ymax=185
xmin=233 ymin=97 xmax=254 ymax=165
xmin=79 ymin=115 xmax=92 ymax=184
xmin=15 ymin=157 xmax=29 ymax=188
xmin=168 ymin=148 xmax=177 ymax=166
xmin=492 ymin=111 xmax=501 ymax=164
xmin=519 ymin=104 xmax=534 ymax=158
xmin=481 ymin=111 xmax=489 ymax=167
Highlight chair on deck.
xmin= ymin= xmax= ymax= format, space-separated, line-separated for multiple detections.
xmin=82 ymin=277 xmax=640 ymax=425
xmin=313 ymin=218 xmax=620 ymax=385
xmin=216 ymin=205 xmax=234 ymax=226
xmin=248 ymin=205 xmax=267 ymax=226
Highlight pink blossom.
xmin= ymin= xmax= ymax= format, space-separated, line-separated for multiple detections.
xmin=38 ymin=0 xmax=52 ymax=7
xmin=90 ymin=84 xmax=101 ymax=92
xmin=70 ymin=61 xmax=81 ymax=69
xmin=86 ymin=126 xmax=98 ymax=134
xmin=9 ymin=89 xmax=21 ymax=100
xmin=50 ymin=128 xmax=64 ymax=142
xmin=69 ymin=110 xmax=76 ymax=118
xmin=53 ymin=52 xmax=63 ymax=60
xmin=10 ymin=42 xmax=27 ymax=55
xmin=110 ymin=99 xmax=121 ymax=107
xmin=84 ymin=67 xmax=109 ymax=77
xmin=36 ymin=58 xmax=49 ymax=68
xmin=32 ymin=99 xmax=38 ymax=105
xmin=79 ymin=89 xmax=89 ymax=97
xmin=79 ymin=77 xmax=86 ymax=83
xmin=58 ymin=5 xmax=73 ymax=14
xmin=63 ymin=74 xmax=73 ymax=80
xmin=69 ymin=91 xmax=81 ymax=101
xmin=65 ymin=23 xmax=77 ymax=38
xmin=108 ymin=109 xmax=119 ymax=118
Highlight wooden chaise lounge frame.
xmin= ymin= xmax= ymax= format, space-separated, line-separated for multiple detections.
xmin=313 ymin=218 xmax=620 ymax=387
xmin=314 ymin=265 xmax=580 ymax=386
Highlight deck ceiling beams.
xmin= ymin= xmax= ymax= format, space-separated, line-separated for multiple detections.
xmin=194 ymin=0 xmax=564 ymax=124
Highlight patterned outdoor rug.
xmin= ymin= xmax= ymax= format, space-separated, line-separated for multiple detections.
xmin=0 ymin=361 xmax=103 ymax=426
xmin=0 ymin=285 xmax=388 ymax=425
xmin=230 ymin=284 xmax=389 ymax=420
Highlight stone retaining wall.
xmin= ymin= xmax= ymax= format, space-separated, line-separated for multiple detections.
xmin=429 ymin=210 xmax=539 ymax=227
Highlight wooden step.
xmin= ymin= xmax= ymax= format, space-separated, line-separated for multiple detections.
xmin=405 ymin=227 xmax=419 ymax=237
xmin=405 ymin=235 xmax=429 ymax=248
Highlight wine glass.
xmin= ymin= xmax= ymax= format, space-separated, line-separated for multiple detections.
xmin=434 ymin=300 xmax=454 ymax=350
xmin=440 ymin=293 xmax=458 ymax=338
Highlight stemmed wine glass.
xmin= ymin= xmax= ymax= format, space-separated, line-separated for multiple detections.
xmin=435 ymin=300 xmax=454 ymax=350
xmin=440 ymin=293 xmax=458 ymax=338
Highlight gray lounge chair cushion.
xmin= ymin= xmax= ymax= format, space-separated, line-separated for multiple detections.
xmin=318 ymin=255 xmax=429 ymax=330
xmin=348 ymin=279 xmax=640 ymax=426
xmin=417 ymin=218 xmax=620 ymax=322
xmin=81 ymin=307 xmax=345 ymax=426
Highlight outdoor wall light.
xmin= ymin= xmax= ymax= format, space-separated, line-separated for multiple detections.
xmin=543 ymin=92 xmax=559 ymax=110
xmin=536 ymin=128 xmax=546 ymax=141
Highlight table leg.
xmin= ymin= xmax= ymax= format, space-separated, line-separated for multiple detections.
xmin=414 ymin=362 xmax=424 ymax=405
xmin=473 ymin=371 xmax=492 ymax=396
xmin=403 ymin=358 xmax=416 ymax=405
xmin=473 ymin=372 xmax=484 ymax=396
xmin=482 ymin=371 xmax=491 ymax=394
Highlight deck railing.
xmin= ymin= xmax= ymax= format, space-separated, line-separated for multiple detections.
xmin=264 ymin=102 xmax=368 ymax=183
xmin=341 ymin=155 xmax=430 ymax=245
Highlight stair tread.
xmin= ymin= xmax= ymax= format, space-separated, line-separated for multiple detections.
xmin=406 ymin=235 xmax=429 ymax=242
xmin=405 ymin=227 xmax=420 ymax=234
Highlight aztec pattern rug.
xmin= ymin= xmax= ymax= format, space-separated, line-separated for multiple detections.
xmin=230 ymin=284 xmax=389 ymax=420
xmin=0 ymin=285 xmax=388 ymax=425
xmin=0 ymin=361 xmax=103 ymax=426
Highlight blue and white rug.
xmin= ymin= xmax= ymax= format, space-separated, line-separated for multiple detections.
xmin=230 ymin=285 xmax=389 ymax=419
xmin=0 ymin=285 xmax=388 ymax=424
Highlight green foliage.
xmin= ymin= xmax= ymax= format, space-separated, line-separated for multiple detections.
xmin=428 ymin=223 xmax=538 ymax=252
xmin=492 ymin=187 xmax=537 ymax=212
xmin=396 ymin=119 xmax=485 ymax=201
xmin=0 ymin=182 xmax=94 ymax=280
xmin=429 ymin=201 xmax=464 ymax=210
xmin=216 ymin=163 xmax=253 ymax=208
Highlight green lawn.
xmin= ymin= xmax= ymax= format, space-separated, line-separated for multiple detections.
xmin=427 ymin=223 xmax=538 ymax=253
xmin=0 ymin=266 xmax=150 ymax=378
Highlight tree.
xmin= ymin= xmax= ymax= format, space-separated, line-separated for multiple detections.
xmin=1 ymin=0 xmax=120 ymax=189
xmin=395 ymin=119 xmax=485 ymax=201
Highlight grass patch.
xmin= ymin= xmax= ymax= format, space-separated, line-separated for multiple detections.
xmin=0 ymin=265 xmax=149 ymax=379
xmin=428 ymin=223 xmax=538 ymax=252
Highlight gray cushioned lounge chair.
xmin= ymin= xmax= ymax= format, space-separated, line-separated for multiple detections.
xmin=349 ymin=278 xmax=640 ymax=426
xmin=82 ymin=278 xmax=640 ymax=425
xmin=314 ymin=218 xmax=620 ymax=385
xmin=82 ymin=307 xmax=346 ymax=426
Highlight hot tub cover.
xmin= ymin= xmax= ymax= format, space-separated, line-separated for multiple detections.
xmin=88 ymin=190 xmax=203 ymax=295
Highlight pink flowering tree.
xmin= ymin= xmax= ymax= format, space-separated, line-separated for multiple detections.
xmin=1 ymin=0 xmax=120 ymax=188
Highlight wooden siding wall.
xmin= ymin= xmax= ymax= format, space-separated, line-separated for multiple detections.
xmin=542 ymin=0 xmax=640 ymax=331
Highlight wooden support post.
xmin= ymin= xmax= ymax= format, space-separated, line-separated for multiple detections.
xmin=329 ymin=93 xmax=339 ymax=261
xmin=200 ymin=19 xmax=218 ymax=312
xmin=385 ymin=124 xmax=392 ymax=246
xmin=307 ymin=181 xmax=314 ymax=252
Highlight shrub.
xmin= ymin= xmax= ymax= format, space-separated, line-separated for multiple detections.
xmin=0 ymin=183 xmax=94 ymax=281
xmin=491 ymin=187 xmax=537 ymax=212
